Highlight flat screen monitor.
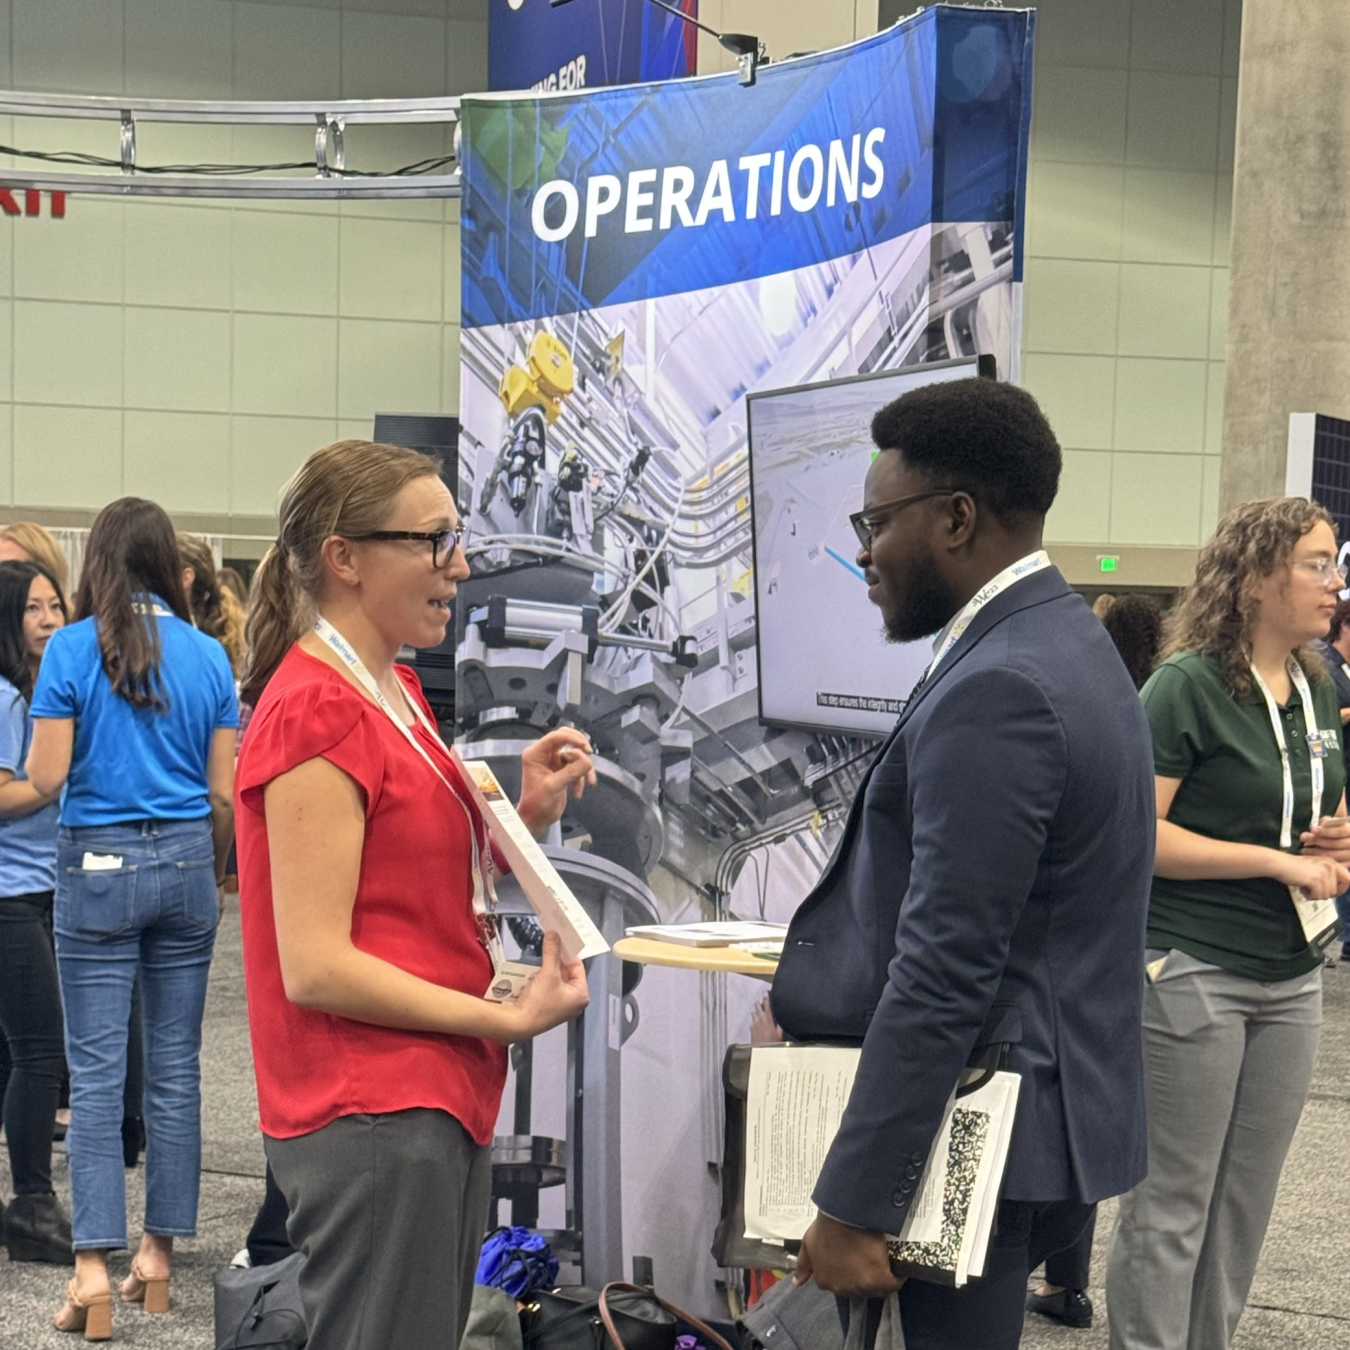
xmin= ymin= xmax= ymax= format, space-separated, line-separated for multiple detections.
xmin=747 ymin=358 xmax=981 ymax=736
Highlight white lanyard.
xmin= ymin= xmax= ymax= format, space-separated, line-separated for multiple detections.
xmin=313 ymin=617 xmax=496 ymax=922
xmin=928 ymin=550 xmax=1052 ymax=675
xmin=1249 ymin=657 xmax=1324 ymax=851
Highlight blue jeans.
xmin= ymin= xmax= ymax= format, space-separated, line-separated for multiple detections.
xmin=54 ymin=819 xmax=217 ymax=1250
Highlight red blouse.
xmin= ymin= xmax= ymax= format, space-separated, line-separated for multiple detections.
xmin=235 ymin=645 xmax=506 ymax=1143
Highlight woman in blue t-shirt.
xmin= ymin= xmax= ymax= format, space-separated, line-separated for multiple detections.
xmin=27 ymin=499 xmax=238 ymax=1340
xmin=0 ymin=560 xmax=69 ymax=1264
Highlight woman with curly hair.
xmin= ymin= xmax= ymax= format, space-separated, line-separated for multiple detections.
xmin=1106 ymin=498 xmax=1350 ymax=1350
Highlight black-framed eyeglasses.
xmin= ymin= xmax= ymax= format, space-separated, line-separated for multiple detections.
xmin=849 ymin=489 xmax=960 ymax=549
xmin=346 ymin=526 xmax=465 ymax=570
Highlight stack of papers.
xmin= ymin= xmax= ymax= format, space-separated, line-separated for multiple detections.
xmin=625 ymin=921 xmax=787 ymax=948
xmin=740 ymin=1045 xmax=1020 ymax=1287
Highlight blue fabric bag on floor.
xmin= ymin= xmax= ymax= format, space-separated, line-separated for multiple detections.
xmin=476 ymin=1225 xmax=560 ymax=1299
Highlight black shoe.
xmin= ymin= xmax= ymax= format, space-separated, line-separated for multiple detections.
xmin=3 ymin=1192 xmax=74 ymax=1263
xmin=122 ymin=1115 xmax=146 ymax=1168
xmin=1340 ymin=943 xmax=1350 ymax=963
xmin=1026 ymin=1288 xmax=1093 ymax=1328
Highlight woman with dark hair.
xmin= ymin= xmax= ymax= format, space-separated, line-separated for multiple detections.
xmin=1106 ymin=498 xmax=1350 ymax=1349
xmin=0 ymin=560 xmax=69 ymax=1263
xmin=1102 ymin=594 xmax=1164 ymax=692
xmin=26 ymin=498 xmax=238 ymax=1340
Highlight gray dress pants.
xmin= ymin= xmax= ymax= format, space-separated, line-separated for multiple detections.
xmin=1105 ymin=950 xmax=1321 ymax=1350
xmin=265 ymin=1107 xmax=493 ymax=1350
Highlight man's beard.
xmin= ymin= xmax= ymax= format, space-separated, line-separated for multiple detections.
xmin=882 ymin=564 xmax=959 ymax=645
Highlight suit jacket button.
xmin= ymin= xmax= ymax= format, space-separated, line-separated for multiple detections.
xmin=900 ymin=1181 xmax=915 ymax=1195
xmin=911 ymin=1152 xmax=925 ymax=1164
xmin=904 ymin=1165 xmax=919 ymax=1180
xmin=892 ymin=1190 xmax=907 ymax=1206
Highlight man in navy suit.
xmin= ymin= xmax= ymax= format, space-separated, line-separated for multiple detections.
xmin=773 ymin=378 xmax=1154 ymax=1349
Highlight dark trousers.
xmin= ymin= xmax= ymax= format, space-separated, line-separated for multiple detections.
xmin=1043 ymin=1203 xmax=1096 ymax=1290
xmin=246 ymin=1164 xmax=296 ymax=1267
xmin=265 ymin=1107 xmax=492 ymax=1350
xmin=844 ymin=1199 xmax=1096 ymax=1350
xmin=0 ymin=891 xmax=64 ymax=1195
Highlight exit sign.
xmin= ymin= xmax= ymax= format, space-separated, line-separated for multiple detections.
xmin=0 ymin=188 xmax=66 ymax=218
xmin=1098 ymin=555 xmax=1120 ymax=574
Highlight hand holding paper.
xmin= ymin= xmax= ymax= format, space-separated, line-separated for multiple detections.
xmin=794 ymin=1214 xmax=902 ymax=1298
xmin=507 ymin=932 xmax=590 ymax=1039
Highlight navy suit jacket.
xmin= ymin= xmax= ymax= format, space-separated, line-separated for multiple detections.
xmin=771 ymin=565 xmax=1153 ymax=1235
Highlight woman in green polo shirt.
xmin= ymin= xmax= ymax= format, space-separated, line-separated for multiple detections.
xmin=1106 ymin=497 xmax=1350 ymax=1350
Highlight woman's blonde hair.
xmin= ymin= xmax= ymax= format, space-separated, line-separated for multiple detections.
xmin=1 ymin=522 xmax=69 ymax=595
xmin=216 ymin=587 xmax=247 ymax=679
xmin=240 ymin=439 xmax=442 ymax=705
xmin=1162 ymin=496 xmax=1335 ymax=697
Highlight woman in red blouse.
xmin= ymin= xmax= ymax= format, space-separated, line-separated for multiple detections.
xmin=235 ymin=440 xmax=593 ymax=1350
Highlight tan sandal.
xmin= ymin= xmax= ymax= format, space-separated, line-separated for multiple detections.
xmin=120 ymin=1257 xmax=170 ymax=1314
xmin=53 ymin=1278 xmax=113 ymax=1340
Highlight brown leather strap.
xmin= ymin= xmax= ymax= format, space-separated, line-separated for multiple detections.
xmin=597 ymin=1281 xmax=737 ymax=1350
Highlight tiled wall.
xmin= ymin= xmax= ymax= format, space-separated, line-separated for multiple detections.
xmin=1024 ymin=0 xmax=1239 ymax=549
xmin=0 ymin=0 xmax=483 ymax=533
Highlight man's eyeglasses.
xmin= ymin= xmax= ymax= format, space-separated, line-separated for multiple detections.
xmin=1291 ymin=556 xmax=1348 ymax=585
xmin=346 ymin=526 xmax=466 ymax=570
xmin=849 ymin=489 xmax=960 ymax=549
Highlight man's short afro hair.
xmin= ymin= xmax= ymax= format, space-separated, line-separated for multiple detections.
xmin=869 ymin=377 xmax=1061 ymax=523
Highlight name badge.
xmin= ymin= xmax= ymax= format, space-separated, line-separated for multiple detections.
xmin=1308 ymin=728 xmax=1339 ymax=759
xmin=484 ymin=959 xmax=537 ymax=1004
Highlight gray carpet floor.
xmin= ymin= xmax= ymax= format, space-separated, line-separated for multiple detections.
xmin=2 ymin=906 xmax=1347 ymax=1347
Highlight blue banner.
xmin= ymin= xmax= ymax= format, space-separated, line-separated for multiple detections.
xmin=454 ymin=14 xmax=1035 ymax=1293
xmin=464 ymin=5 xmax=1034 ymax=329
xmin=488 ymin=0 xmax=698 ymax=95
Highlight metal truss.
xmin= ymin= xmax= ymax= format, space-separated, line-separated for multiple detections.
xmin=0 ymin=89 xmax=463 ymax=199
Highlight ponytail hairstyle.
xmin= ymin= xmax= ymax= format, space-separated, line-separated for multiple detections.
xmin=178 ymin=533 xmax=225 ymax=635
xmin=0 ymin=559 xmax=67 ymax=703
xmin=179 ymin=533 xmax=245 ymax=677
xmin=75 ymin=498 xmax=193 ymax=712
xmin=241 ymin=440 xmax=442 ymax=706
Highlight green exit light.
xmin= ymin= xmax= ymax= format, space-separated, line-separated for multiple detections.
xmin=1099 ymin=556 xmax=1120 ymax=574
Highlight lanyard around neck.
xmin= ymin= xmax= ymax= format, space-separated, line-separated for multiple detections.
xmin=929 ymin=550 xmax=1052 ymax=676
xmin=312 ymin=616 xmax=494 ymax=916
xmin=1249 ymin=657 xmax=1323 ymax=852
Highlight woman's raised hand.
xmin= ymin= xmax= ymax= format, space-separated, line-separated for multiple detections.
xmin=516 ymin=727 xmax=598 ymax=837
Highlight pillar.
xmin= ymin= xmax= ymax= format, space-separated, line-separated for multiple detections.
xmin=1221 ymin=0 xmax=1350 ymax=508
